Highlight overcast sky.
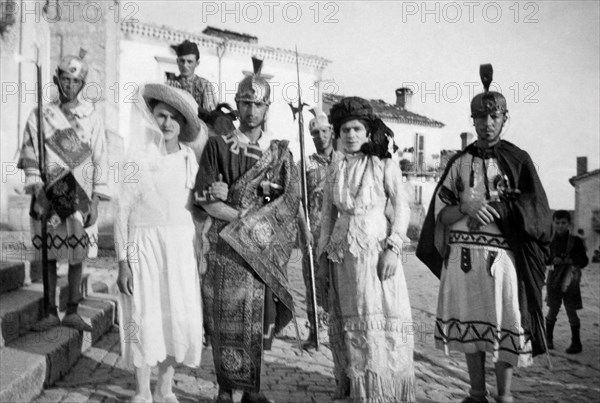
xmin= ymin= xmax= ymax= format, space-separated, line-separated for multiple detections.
xmin=137 ymin=1 xmax=600 ymax=209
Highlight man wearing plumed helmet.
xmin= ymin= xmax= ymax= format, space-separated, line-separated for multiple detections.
xmin=194 ymin=57 xmax=301 ymax=403
xmin=17 ymin=50 xmax=111 ymax=332
xmin=418 ymin=64 xmax=552 ymax=403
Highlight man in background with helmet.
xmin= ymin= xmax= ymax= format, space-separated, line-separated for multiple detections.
xmin=17 ymin=51 xmax=110 ymax=332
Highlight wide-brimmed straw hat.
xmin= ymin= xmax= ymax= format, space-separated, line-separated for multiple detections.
xmin=142 ymin=83 xmax=206 ymax=142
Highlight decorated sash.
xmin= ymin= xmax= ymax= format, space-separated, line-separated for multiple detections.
xmin=219 ymin=140 xmax=300 ymax=321
xmin=29 ymin=104 xmax=93 ymax=220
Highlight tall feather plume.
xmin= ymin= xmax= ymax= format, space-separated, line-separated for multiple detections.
xmin=480 ymin=64 xmax=493 ymax=92
xmin=252 ymin=56 xmax=263 ymax=76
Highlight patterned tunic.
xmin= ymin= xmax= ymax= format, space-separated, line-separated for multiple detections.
xmin=299 ymin=151 xmax=343 ymax=317
xmin=433 ymin=152 xmax=533 ymax=367
xmin=195 ymin=130 xmax=300 ymax=392
xmin=170 ymin=74 xmax=218 ymax=113
xmin=17 ymin=102 xmax=110 ymax=263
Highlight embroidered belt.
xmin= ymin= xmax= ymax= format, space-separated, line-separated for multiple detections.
xmin=449 ymin=230 xmax=510 ymax=250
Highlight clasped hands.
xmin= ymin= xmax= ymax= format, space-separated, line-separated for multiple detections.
xmin=208 ymin=173 xmax=229 ymax=202
xmin=460 ymin=199 xmax=500 ymax=231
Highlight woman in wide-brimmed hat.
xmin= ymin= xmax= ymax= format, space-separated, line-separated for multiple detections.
xmin=317 ymin=96 xmax=416 ymax=402
xmin=115 ymin=83 xmax=207 ymax=403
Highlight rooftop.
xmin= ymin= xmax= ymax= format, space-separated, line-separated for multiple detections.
xmin=121 ymin=21 xmax=331 ymax=70
xmin=202 ymin=26 xmax=258 ymax=44
xmin=322 ymin=93 xmax=445 ymax=128
xmin=569 ymin=169 xmax=600 ymax=186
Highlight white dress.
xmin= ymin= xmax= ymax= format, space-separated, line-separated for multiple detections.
xmin=115 ymin=144 xmax=203 ymax=368
xmin=318 ymin=153 xmax=415 ymax=403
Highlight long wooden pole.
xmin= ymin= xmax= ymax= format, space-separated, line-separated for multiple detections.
xmin=294 ymin=46 xmax=319 ymax=350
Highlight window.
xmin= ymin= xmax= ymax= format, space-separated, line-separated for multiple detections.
xmin=414 ymin=184 xmax=423 ymax=204
xmin=414 ymin=133 xmax=426 ymax=172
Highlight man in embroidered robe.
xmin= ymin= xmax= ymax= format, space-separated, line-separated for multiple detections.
xmin=168 ymin=39 xmax=218 ymax=120
xmin=299 ymin=110 xmax=342 ymax=350
xmin=18 ymin=53 xmax=111 ymax=332
xmin=194 ymin=58 xmax=300 ymax=403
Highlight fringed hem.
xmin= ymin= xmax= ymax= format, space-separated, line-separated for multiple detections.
xmin=335 ymin=317 xmax=414 ymax=333
xmin=348 ymin=371 xmax=416 ymax=403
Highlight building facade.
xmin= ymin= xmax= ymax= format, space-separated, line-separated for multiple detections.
xmin=1 ymin=0 xmax=330 ymax=237
xmin=569 ymin=157 xmax=600 ymax=262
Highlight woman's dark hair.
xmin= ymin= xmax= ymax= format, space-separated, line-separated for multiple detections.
xmin=359 ymin=118 xmax=398 ymax=159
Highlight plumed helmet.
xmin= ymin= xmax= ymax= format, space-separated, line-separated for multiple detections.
xmin=470 ymin=64 xmax=508 ymax=118
xmin=235 ymin=57 xmax=271 ymax=105
xmin=308 ymin=108 xmax=332 ymax=133
xmin=56 ymin=49 xmax=89 ymax=81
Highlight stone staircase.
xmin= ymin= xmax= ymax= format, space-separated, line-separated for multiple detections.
xmin=0 ymin=233 xmax=118 ymax=402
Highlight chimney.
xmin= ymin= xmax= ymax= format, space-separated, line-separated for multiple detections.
xmin=395 ymin=88 xmax=413 ymax=110
xmin=460 ymin=132 xmax=474 ymax=150
xmin=576 ymin=156 xmax=588 ymax=176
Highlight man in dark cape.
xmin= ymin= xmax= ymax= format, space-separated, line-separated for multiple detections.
xmin=418 ymin=141 xmax=552 ymax=355
xmin=417 ymin=64 xmax=552 ymax=402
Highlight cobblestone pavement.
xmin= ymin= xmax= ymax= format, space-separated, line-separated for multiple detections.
xmin=36 ymin=253 xmax=600 ymax=403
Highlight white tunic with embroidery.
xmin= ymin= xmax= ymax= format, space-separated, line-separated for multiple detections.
xmin=433 ymin=153 xmax=533 ymax=367
xmin=318 ymin=153 xmax=415 ymax=403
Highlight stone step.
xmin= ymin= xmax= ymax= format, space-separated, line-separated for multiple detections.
xmin=0 ymin=276 xmax=76 ymax=348
xmin=0 ymin=260 xmax=42 ymax=295
xmin=0 ymin=266 xmax=116 ymax=348
xmin=0 ymin=295 xmax=117 ymax=403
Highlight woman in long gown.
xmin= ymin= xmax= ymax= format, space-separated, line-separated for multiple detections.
xmin=115 ymin=84 xmax=207 ymax=403
xmin=317 ymin=97 xmax=415 ymax=403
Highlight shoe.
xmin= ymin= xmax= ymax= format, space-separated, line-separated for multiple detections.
xmin=215 ymin=388 xmax=233 ymax=403
xmin=462 ymin=397 xmax=488 ymax=403
xmin=302 ymin=332 xmax=318 ymax=350
xmin=153 ymin=392 xmax=179 ymax=402
xmin=130 ymin=394 xmax=152 ymax=403
xmin=31 ymin=314 xmax=60 ymax=332
xmin=494 ymin=396 xmax=514 ymax=403
xmin=241 ymin=391 xmax=275 ymax=403
xmin=566 ymin=325 xmax=582 ymax=354
xmin=61 ymin=313 xmax=93 ymax=332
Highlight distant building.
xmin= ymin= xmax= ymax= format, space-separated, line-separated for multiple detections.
xmin=323 ymin=90 xmax=446 ymax=238
xmin=119 ymin=21 xmax=330 ymax=158
xmin=569 ymin=157 xmax=600 ymax=262
xmin=1 ymin=0 xmax=331 ymax=236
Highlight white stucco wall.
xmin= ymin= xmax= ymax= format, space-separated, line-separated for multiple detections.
xmin=0 ymin=3 xmax=51 ymax=228
xmin=118 ymin=34 xmax=325 ymax=160
xmin=573 ymin=173 xmax=600 ymax=261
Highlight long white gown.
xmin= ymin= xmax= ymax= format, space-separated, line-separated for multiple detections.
xmin=115 ymin=144 xmax=203 ymax=368
xmin=318 ymin=153 xmax=415 ymax=403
